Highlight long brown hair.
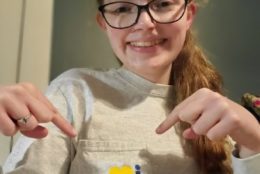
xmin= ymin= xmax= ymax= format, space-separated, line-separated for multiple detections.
xmin=172 ymin=30 xmax=233 ymax=173
xmin=96 ymin=0 xmax=233 ymax=173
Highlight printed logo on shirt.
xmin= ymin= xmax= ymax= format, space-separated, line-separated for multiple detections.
xmin=108 ymin=164 xmax=141 ymax=174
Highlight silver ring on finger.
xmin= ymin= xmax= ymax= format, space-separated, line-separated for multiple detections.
xmin=16 ymin=114 xmax=32 ymax=125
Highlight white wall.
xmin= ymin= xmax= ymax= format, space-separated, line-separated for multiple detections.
xmin=0 ymin=0 xmax=53 ymax=166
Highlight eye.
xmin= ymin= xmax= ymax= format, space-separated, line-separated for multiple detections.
xmin=104 ymin=3 xmax=135 ymax=15
xmin=158 ymin=1 xmax=172 ymax=7
xmin=151 ymin=0 xmax=175 ymax=11
xmin=115 ymin=6 xmax=131 ymax=13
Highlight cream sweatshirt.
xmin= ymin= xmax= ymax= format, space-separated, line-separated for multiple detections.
xmin=3 ymin=68 xmax=260 ymax=174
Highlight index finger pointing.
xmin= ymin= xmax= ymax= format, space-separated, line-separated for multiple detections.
xmin=156 ymin=112 xmax=180 ymax=134
xmin=52 ymin=113 xmax=77 ymax=137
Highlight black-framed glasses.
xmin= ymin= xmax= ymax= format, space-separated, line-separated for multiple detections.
xmin=98 ymin=0 xmax=190 ymax=29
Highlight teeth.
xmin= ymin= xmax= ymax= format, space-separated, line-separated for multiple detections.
xmin=129 ymin=39 xmax=164 ymax=47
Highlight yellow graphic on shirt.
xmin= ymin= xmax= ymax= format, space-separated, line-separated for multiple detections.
xmin=108 ymin=165 xmax=134 ymax=174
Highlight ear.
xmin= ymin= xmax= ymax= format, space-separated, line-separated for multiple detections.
xmin=185 ymin=1 xmax=197 ymax=30
xmin=96 ymin=13 xmax=107 ymax=31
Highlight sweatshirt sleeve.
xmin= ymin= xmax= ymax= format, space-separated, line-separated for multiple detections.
xmin=3 ymin=76 xmax=92 ymax=174
xmin=232 ymin=152 xmax=260 ymax=174
xmin=232 ymin=93 xmax=260 ymax=173
xmin=2 ymin=83 xmax=73 ymax=174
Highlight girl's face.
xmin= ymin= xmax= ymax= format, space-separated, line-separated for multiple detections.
xmin=97 ymin=0 xmax=197 ymax=84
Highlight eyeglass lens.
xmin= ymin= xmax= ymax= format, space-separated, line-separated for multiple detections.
xmin=101 ymin=0 xmax=186 ymax=28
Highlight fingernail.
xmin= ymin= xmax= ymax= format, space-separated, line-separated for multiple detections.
xmin=156 ymin=125 xmax=163 ymax=134
xmin=71 ymin=128 xmax=77 ymax=136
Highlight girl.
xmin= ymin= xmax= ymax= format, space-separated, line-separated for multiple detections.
xmin=1 ymin=0 xmax=260 ymax=173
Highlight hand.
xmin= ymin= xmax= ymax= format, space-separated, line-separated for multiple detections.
xmin=0 ymin=83 xmax=77 ymax=139
xmin=156 ymin=88 xmax=260 ymax=157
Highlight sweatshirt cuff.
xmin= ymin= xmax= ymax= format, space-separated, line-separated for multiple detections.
xmin=232 ymin=149 xmax=260 ymax=174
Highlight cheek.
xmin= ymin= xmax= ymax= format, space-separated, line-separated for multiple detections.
xmin=170 ymin=19 xmax=187 ymax=37
xmin=168 ymin=12 xmax=190 ymax=39
xmin=106 ymin=29 xmax=126 ymax=58
xmin=167 ymin=23 xmax=187 ymax=50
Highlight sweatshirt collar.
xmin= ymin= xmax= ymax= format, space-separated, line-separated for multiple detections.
xmin=116 ymin=67 xmax=175 ymax=99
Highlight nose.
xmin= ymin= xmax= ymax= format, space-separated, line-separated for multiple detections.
xmin=134 ymin=10 xmax=155 ymax=29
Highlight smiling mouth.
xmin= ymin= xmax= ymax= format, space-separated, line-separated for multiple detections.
xmin=127 ymin=39 xmax=167 ymax=47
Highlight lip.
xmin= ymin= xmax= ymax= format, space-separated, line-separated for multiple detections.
xmin=126 ymin=38 xmax=167 ymax=54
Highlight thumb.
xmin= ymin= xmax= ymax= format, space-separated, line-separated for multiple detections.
xmin=183 ymin=128 xmax=199 ymax=140
xmin=21 ymin=126 xmax=48 ymax=139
